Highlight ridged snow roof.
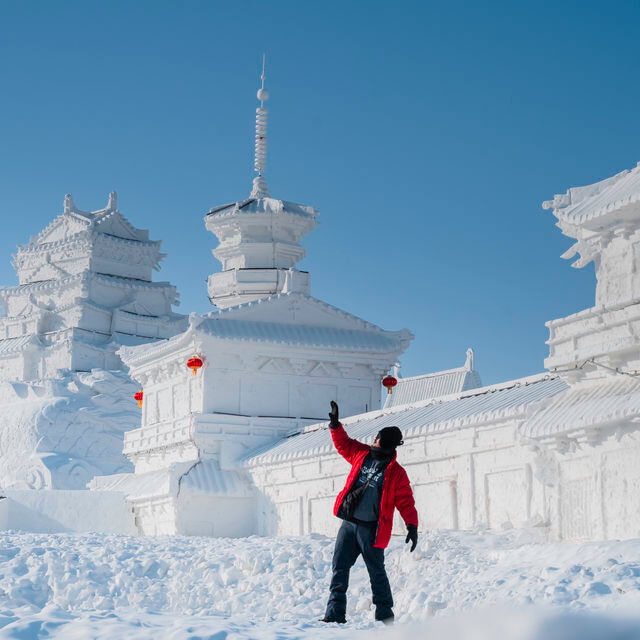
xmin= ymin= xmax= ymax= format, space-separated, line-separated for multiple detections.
xmin=384 ymin=350 xmax=482 ymax=408
xmin=197 ymin=318 xmax=403 ymax=352
xmin=0 ymin=272 xmax=177 ymax=297
xmin=543 ymin=162 xmax=640 ymax=227
xmin=245 ymin=374 xmax=567 ymax=465
xmin=207 ymin=197 xmax=317 ymax=220
xmin=522 ymin=377 xmax=640 ymax=439
xmin=120 ymin=292 xmax=413 ymax=365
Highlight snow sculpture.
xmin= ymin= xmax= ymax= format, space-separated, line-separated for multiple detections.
xmin=0 ymin=192 xmax=185 ymax=380
xmin=0 ymin=193 xmax=186 ymax=490
xmin=89 ymin=64 xmax=413 ymax=536
xmin=247 ymin=161 xmax=640 ymax=545
xmin=543 ymin=162 xmax=640 ymax=380
xmin=52 ymin=96 xmax=640 ymax=541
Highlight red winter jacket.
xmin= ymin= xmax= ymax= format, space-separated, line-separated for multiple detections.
xmin=331 ymin=423 xmax=418 ymax=549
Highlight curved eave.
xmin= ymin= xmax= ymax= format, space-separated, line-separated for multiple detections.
xmin=0 ymin=272 xmax=176 ymax=296
xmin=205 ymin=197 xmax=318 ymax=221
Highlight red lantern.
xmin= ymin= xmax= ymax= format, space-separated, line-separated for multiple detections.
xmin=382 ymin=375 xmax=398 ymax=395
xmin=134 ymin=390 xmax=144 ymax=408
xmin=187 ymin=356 xmax=204 ymax=376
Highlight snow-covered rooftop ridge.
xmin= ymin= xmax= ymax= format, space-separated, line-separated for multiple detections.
xmin=203 ymin=291 xmax=410 ymax=336
xmin=119 ymin=293 xmax=413 ymax=365
xmin=542 ymin=161 xmax=640 ymax=226
xmin=245 ymin=372 xmax=567 ymax=465
xmin=206 ymin=196 xmax=317 ymax=220
xmin=522 ymin=376 xmax=640 ymax=440
xmin=17 ymin=229 xmax=162 ymax=254
xmin=0 ymin=272 xmax=177 ymax=296
xmin=384 ymin=347 xmax=482 ymax=409
xmin=33 ymin=192 xmax=153 ymax=245
xmin=197 ymin=319 xmax=405 ymax=352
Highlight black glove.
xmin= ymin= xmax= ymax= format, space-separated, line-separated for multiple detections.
xmin=329 ymin=401 xmax=340 ymax=429
xmin=405 ymin=524 xmax=418 ymax=552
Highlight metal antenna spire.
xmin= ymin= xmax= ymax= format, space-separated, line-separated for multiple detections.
xmin=250 ymin=53 xmax=270 ymax=198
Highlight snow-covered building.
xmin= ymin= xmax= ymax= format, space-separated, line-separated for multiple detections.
xmin=245 ymin=161 xmax=640 ymax=544
xmin=0 ymin=193 xmax=185 ymax=491
xmin=7 ymin=64 xmax=640 ymax=546
xmin=80 ymin=62 xmax=640 ymax=543
xmin=89 ymin=67 xmax=413 ymax=536
xmin=0 ymin=191 xmax=184 ymax=381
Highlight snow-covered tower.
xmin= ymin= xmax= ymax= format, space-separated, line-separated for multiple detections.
xmin=206 ymin=58 xmax=317 ymax=308
xmin=91 ymin=64 xmax=413 ymax=537
xmin=0 ymin=192 xmax=186 ymax=381
xmin=543 ymin=163 xmax=640 ymax=380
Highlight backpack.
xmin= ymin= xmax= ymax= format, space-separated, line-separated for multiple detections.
xmin=341 ymin=460 xmax=390 ymax=519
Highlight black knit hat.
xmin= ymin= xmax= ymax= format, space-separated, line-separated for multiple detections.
xmin=377 ymin=426 xmax=404 ymax=450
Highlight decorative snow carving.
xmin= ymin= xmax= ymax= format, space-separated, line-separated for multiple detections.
xmin=0 ymin=190 xmax=186 ymax=491
xmin=63 ymin=194 xmax=75 ymax=214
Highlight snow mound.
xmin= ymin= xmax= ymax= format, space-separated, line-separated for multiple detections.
xmin=0 ymin=369 xmax=138 ymax=490
xmin=1 ymin=528 xmax=640 ymax=638
xmin=384 ymin=608 xmax=640 ymax=640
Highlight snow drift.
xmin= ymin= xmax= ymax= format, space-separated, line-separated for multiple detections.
xmin=2 ymin=527 xmax=640 ymax=638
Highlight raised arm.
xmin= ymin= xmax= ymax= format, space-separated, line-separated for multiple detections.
xmin=328 ymin=401 xmax=369 ymax=464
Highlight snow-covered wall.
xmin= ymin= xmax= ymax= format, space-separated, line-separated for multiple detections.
xmin=246 ymin=374 xmax=640 ymax=543
xmin=0 ymin=490 xmax=136 ymax=534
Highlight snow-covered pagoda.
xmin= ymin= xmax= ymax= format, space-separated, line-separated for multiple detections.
xmin=0 ymin=192 xmax=184 ymax=380
xmin=90 ymin=66 xmax=413 ymax=536
xmin=0 ymin=193 xmax=185 ymax=491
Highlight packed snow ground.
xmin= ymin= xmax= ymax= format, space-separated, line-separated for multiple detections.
xmin=2 ymin=528 xmax=640 ymax=638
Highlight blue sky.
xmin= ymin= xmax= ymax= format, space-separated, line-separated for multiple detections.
xmin=1 ymin=0 xmax=639 ymax=385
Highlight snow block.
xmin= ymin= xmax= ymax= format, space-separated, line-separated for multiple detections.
xmin=0 ymin=490 xmax=136 ymax=534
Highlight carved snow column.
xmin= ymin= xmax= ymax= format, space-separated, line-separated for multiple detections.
xmin=543 ymin=163 xmax=640 ymax=381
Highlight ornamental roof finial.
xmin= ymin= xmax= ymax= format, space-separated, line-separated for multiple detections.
xmin=465 ymin=347 xmax=475 ymax=371
xmin=64 ymin=193 xmax=75 ymax=214
xmin=107 ymin=191 xmax=118 ymax=211
xmin=250 ymin=54 xmax=270 ymax=199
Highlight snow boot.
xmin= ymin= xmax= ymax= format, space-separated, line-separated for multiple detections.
xmin=320 ymin=616 xmax=346 ymax=624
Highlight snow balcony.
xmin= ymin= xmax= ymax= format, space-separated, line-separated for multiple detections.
xmin=207 ymin=268 xmax=310 ymax=309
xmin=123 ymin=412 xmax=309 ymax=474
xmin=545 ymin=299 xmax=640 ymax=381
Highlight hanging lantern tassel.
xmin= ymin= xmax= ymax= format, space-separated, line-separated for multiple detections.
xmin=134 ymin=390 xmax=144 ymax=408
xmin=382 ymin=375 xmax=398 ymax=395
xmin=187 ymin=356 xmax=204 ymax=376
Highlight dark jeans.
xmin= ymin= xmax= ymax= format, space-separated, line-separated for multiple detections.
xmin=325 ymin=520 xmax=394 ymax=621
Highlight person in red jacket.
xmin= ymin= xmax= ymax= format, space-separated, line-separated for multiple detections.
xmin=321 ymin=401 xmax=418 ymax=625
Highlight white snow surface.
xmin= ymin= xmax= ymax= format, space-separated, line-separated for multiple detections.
xmin=2 ymin=528 xmax=640 ymax=638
